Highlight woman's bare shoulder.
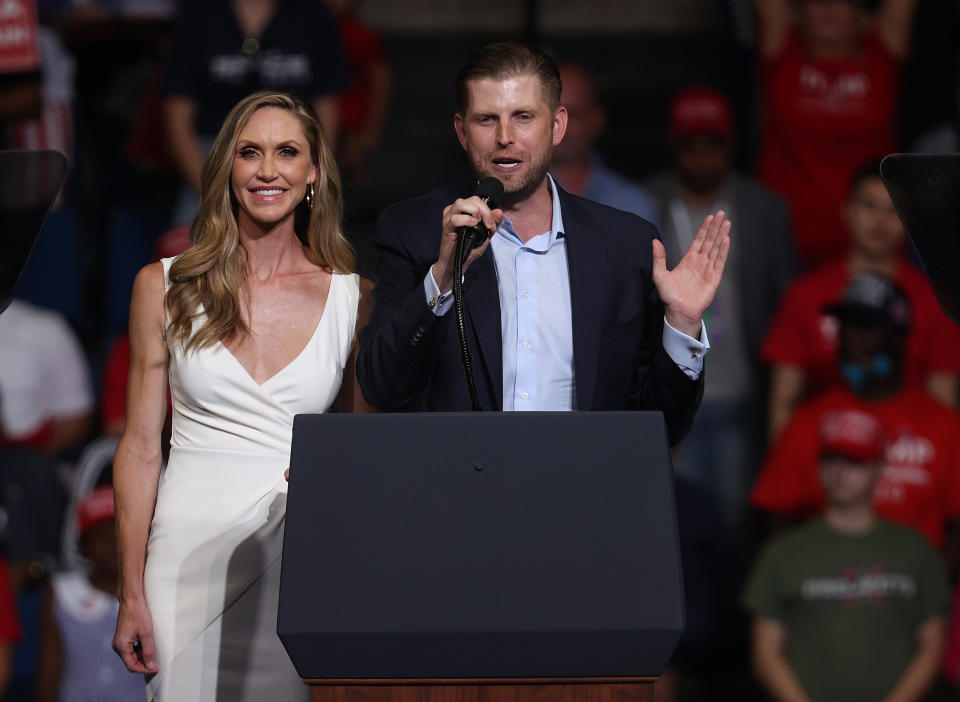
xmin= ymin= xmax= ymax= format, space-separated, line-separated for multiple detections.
xmin=130 ymin=262 xmax=167 ymax=327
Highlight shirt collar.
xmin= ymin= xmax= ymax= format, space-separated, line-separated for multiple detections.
xmin=497 ymin=174 xmax=566 ymax=252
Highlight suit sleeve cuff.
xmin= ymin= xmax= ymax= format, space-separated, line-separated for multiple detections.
xmin=662 ymin=317 xmax=710 ymax=380
xmin=424 ymin=267 xmax=454 ymax=316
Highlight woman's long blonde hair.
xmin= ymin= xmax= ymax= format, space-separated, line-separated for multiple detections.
xmin=165 ymin=91 xmax=354 ymax=352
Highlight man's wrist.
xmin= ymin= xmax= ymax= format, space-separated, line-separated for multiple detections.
xmin=424 ymin=267 xmax=455 ymax=316
xmin=431 ymin=263 xmax=453 ymax=295
xmin=665 ymin=310 xmax=702 ymax=339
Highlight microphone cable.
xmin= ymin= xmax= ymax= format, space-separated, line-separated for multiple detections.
xmin=450 ymin=177 xmax=503 ymax=412
xmin=453 ymin=232 xmax=482 ymax=411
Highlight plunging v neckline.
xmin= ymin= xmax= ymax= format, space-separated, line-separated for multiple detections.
xmin=217 ymin=274 xmax=336 ymax=388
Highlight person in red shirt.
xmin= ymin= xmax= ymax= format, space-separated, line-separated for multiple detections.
xmin=753 ymin=272 xmax=960 ymax=550
xmin=0 ymin=557 xmax=21 ymax=698
xmin=323 ymin=0 xmax=392 ymax=183
xmin=761 ymin=160 xmax=960 ymax=439
xmin=753 ymin=0 xmax=919 ymax=268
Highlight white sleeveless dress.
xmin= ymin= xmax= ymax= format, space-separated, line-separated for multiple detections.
xmin=143 ymin=257 xmax=359 ymax=701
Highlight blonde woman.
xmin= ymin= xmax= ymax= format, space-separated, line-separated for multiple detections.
xmin=112 ymin=91 xmax=364 ymax=701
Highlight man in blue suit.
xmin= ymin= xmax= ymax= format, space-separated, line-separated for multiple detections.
xmin=357 ymin=42 xmax=730 ymax=445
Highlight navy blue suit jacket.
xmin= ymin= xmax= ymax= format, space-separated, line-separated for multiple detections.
xmin=356 ymin=185 xmax=704 ymax=445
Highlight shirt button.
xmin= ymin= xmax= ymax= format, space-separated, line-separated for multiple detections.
xmin=522 ymin=291 xmax=529 ymax=299
xmin=520 ymin=392 xmax=528 ymax=400
xmin=521 ymin=340 xmax=530 ymax=349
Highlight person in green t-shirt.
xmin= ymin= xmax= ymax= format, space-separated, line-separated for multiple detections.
xmin=742 ymin=407 xmax=948 ymax=702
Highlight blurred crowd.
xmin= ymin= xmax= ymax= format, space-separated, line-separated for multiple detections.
xmin=2 ymin=0 xmax=960 ymax=700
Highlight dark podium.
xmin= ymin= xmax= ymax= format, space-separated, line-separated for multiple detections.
xmin=279 ymin=412 xmax=684 ymax=701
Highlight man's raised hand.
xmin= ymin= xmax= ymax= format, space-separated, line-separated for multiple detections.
xmin=651 ymin=210 xmax=731 ymax=339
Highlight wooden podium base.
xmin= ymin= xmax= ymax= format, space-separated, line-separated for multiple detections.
xmin=307 ymin=677 xmax=656 ymax=701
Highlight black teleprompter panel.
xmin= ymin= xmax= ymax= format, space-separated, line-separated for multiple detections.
xmin=882 ymin=153 xmax=960 ymax=326
xmin=0 ymin=150 xmax=68 ymax=314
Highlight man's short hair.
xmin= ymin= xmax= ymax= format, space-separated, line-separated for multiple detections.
xmin=456 ymin=41 xmax=561 ymax=113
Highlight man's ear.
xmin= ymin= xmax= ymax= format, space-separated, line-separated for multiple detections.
xmin=552 ymin=105 xmax=568 ymax=147
xmin=454 ymin=113 xmax=467 ymax=150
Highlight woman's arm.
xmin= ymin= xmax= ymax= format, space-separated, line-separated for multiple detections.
xmin=111 ymin=263 xmax=170 ymax=674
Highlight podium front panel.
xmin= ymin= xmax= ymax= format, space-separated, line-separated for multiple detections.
xmin=278 ymin=412 xmax=684 ymax=679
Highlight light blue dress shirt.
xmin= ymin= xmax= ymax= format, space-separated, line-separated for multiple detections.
xmin=424 ymin=176 xmax=708 ymax=410
xmin=491 ymin=181 xmax=575 ymax=410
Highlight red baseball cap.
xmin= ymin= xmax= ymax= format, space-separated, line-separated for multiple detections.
xmin=76 ymin=485 xmax=116 ymax=536
xmin=819 ymin=409 xmax=887 ymax=463
xmin=669 ymin=87 xmax=734 ymax=141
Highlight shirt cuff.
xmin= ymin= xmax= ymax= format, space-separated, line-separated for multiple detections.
xmin=662 ymin=317 xmax=710 ymax=380
xmin=424 ymin=267 xmax=454 ymax=316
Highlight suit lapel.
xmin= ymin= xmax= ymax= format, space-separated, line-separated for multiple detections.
xmin=464 ymin=247 xmax=503 ymax=410
xmin=560 ymin=190 xmax=605 ymax=411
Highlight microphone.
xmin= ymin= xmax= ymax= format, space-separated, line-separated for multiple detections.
xmin=452 ymin=177 xmax=502 ymax=411
xmin=458 ymin=177 xmax=504 ymax=252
